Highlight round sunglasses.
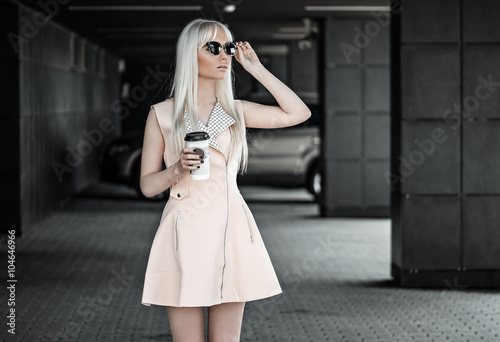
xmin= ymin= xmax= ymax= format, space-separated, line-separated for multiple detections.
xmin=205 ymin=41 xmax=237 ymax=56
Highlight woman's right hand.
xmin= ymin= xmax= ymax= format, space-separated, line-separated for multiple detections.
xmin=177 ymin=147 xmax=205 ymax=172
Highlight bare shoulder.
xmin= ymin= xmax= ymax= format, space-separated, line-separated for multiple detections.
xmin=152 ymin=97 xmax=174 ymax=114
xmin=150 ymin=97 xmax=175 ymax=126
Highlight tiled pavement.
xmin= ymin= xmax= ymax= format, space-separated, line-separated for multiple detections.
xmin=1 ymin=181 xmax=499 ymax=342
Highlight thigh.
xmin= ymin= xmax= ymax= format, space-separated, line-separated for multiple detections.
xmin=166 ymin=306 xmax=204 ymax=342
xmin=207 ymin=302 xmax=246 ymax=342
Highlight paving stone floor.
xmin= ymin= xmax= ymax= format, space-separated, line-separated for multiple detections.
xmin=1 ymin=181 xmax=499 ymax=342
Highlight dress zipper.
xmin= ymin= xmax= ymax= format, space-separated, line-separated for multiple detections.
xmin=220 ymin=133 xmax=231 ymax=299
xmin=175 ymin=211 xmax=180 ymax=251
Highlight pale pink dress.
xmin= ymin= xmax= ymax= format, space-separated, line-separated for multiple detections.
xmin=141 ymin=98 xmax=282 ymax=307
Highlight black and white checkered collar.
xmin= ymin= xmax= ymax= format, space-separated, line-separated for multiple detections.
xmin=183 ymin=99 xmax=235 ymax=154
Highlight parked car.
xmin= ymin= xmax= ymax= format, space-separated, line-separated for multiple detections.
xmin=238 ymin=125 xmax=321 ymax=198
xmin=99 ymin=110 xmax=321 ymax=201
xmin=99 ymin=131 xmax=169 ymax=201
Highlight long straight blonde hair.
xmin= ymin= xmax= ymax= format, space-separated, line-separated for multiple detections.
xmin=166 ymin=18 xmax=248 ymax=174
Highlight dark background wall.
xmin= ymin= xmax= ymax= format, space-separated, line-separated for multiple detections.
xmin=120 ymin=62 xmax=173 ymax=134
xmin=322 ymin=17 xmax=391 ymax=217
xmin=3 ymin=4 xmax=122 ymax=235
xmin=290 ymin=39 xmax=318 ymax=99
xmin=1 ymin=1 xmax=21 ymax=236
xmin=391 ymin=0 xmax=500 ymax=287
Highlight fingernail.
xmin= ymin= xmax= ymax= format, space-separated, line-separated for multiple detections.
xmin=193 ymin=149 xmax=197 ymax=152
xmin=199 ymin=156 xmax=203 ymax=159
xmin=197 ymin=166 xmax=200 ymax=168
xmin=201 ymin=160 xmax=204 ymax=163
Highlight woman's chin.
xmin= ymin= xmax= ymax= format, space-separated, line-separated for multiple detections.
xmin=199 ymin=70 xmax=229 ymax=80
xmin=213 ymin=73 xmax=228 ymax=80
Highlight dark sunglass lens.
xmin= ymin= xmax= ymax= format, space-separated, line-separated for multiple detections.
xmin=226 ymin=43 xmax=236 ymax=55
xmin=207 ymin=42 xmax=222 ymax=55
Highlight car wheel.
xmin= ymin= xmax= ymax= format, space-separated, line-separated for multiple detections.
xmin=307 ymin=163 xmax=322 ymax=200
xmin=133 ymin=162 xmax=169 ymax=201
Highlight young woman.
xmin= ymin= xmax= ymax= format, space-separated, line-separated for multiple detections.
xmin=140 ymin=18 xmax=311 ymax=341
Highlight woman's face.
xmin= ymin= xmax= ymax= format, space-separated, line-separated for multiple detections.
xmin=198 ymin=29 xmax=231 ymax=80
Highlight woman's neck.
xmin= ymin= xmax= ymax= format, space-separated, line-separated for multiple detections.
xmin=197 ymin=76 xmax=217 ymax=106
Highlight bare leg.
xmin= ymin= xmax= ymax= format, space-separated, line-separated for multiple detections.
xmin=207 ymin=302 xmax=246 ymax=342
xmin=166 ymin=306 xmax=205 ymax=342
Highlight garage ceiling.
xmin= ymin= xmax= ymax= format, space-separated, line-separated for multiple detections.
xmin=18 ymin=0 xmax=390 ymax=64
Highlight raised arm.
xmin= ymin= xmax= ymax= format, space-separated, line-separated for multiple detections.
xmin=234 ymin=40 xmax=311 ymax=129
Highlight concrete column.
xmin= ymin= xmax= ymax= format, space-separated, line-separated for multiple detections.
xmin=322 ymin=17 xmax=391 ymax=217
xmin=391 ymin=0 xmax=500 ymax=287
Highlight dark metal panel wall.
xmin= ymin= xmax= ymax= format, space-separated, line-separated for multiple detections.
xmin=290 ymin=39 xmax=318 ymax=94
xmin=322 ymin=18 xmax=390 ymax=217
xmin=391 ymin=0 xmax=500 ymax=287
xmin=17 ymin=4 xmax=121 ymax=232
xmin=0 ymin=2 xmax=21 ymax=235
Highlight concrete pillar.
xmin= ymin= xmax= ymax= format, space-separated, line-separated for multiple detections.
xmin=391 ymin=0 xmax=500 ymax=287
xmin=322 ymin=17 xmax=391 ymax=217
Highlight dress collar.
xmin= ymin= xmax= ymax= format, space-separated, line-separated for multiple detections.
xmin=183 ymin=98 xmax=235 ymax=153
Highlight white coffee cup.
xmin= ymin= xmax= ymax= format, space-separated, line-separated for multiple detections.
xmin=184 ymin=131 xmax=210 ymax=180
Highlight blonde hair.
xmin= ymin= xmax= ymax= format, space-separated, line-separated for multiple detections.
xmin=167 ymin=18 xmax=248 ymax=174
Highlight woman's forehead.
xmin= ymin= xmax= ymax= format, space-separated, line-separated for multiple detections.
xmin=209 ymin=28 xmax=230 ymax=43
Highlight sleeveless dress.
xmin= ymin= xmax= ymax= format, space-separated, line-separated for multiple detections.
xmin=141 ymin=98 xmax=282 ymax=307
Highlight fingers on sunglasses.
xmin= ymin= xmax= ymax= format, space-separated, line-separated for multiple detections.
xmin=206 ymin=41 xmax=237 ymax=56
